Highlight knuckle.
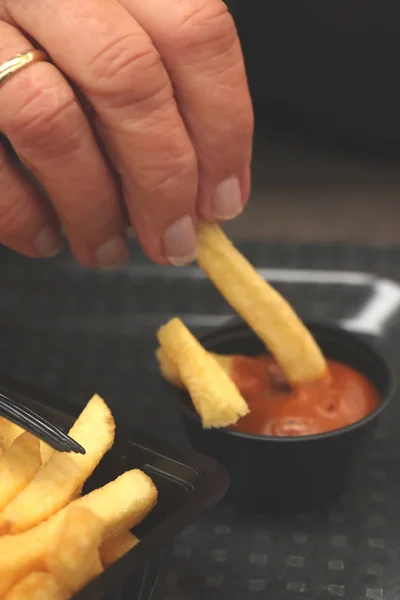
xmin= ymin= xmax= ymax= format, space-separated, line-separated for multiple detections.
xmin=89 ymin=34 xmax=154 ymax=82
xmin=6 ymin=70 xmax=81 ymax=156
xmin=60 ymin=192 xmax=117 ymax=232
xmin=140 ymin=148 xmax=197 ymax=199
xmin=206 ymin=102 xmax=254 ymax=157
xmin=154 ymin=158 xmax=196 ymax=197
xmin=88 ymin=34 xmax=167 ymax=104
xmin=234 ymin=103 xmax=255 ymax=141
xmin=172 ymin=0 xmax=237 ymax=56
xmin=96 ymin=75 xmax=172 ymax=117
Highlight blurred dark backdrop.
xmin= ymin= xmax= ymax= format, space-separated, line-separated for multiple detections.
xmin=231 ymin=1 xmax=400 ymax=157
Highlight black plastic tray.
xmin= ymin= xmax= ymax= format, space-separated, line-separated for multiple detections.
xmin=2 ymin=240 xmax=400 ymax=599
xmin=0 ymin=375 xmax=228 ymax=600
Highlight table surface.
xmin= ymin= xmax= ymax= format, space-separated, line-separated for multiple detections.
xmin=1 ymin=236 xmax=400 ymax=600
xmin=225 ymin=129 xmax=400 ymax=246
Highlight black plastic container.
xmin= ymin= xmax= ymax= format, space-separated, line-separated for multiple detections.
xmin=169 ymin=321 xmax=395 ymax=512
xmin=0 ymin=376 xmax=229 ymax=600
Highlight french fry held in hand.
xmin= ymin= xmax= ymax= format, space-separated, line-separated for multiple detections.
xmin=4 ymin=572 xmax=68 ymax=600
xmin=45 ymin=506 xmax=104 ymax=594
xmin=196 ymin=223 xmax=327 ymax=385
xmin=157 ymin=318 xmax=249 ymax=428
xmin=0 ymin=395 xmax=158 ymax=599
xmin=100 ymin=531 xmax=140 ymax=568
xmin=0 ymin=394 xmax=116 ymax=534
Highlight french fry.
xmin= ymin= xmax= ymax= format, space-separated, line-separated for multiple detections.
xmin=156 ymin=347 xmax=184 ymax=388
xmin=4 ymin=572 xmax=68 ymax=600
xmin=0 ymin=418 xmax=24 ymax=452
xmin=0 ymin=394 xmax=116 ymax=534
xmin=0 ymin=469 xmax=158 ymax=596
xmin=40 ymin=441 xmax=53 ymax=465
xmin=156 ymin=346 xmax=233 ymax=388
xmin=100 ymin=531 xmax=140 ymax=568
xmin=157 ymin=318 xmax=249 ymax=427
xmin=196 ymin=223 xmax=328 ymax=384
xmin=0 ymin=432 xmax=42 ymax=511
xmin=45 ymin=506 xmax=104 ymax=594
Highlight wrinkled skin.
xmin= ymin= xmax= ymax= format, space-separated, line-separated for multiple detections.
xmin=0 ymin=0 xmax=253 ymax=268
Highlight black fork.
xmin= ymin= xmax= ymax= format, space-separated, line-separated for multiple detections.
xmin=0 ymin=391 xmax=85 ymax=454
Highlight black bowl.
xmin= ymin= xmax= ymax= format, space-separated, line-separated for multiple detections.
xmin=166 ymin=321 xmax=395 ymax=512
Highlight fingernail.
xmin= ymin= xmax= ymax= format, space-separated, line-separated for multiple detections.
xmin=213 ymin=176 xmax=243 ymax=220
xmin=34 ymin=227 xmax=63 ymax=257
xmin=95 ymin=235 xmax=129 ymax=269
xmin=164 ymin=215 xmax=197 ymax=266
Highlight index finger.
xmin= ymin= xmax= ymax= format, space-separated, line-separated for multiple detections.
xmin=124 ymin=0 xmax=254 ymax=222
xmin=9 ymin=0 xmax=199 ymax=265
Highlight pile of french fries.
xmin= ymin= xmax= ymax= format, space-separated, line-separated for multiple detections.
xmin=0 ymin=395 xmax=157 ymax=599
xmin=157 ymin=223 xmax=328 ymax=429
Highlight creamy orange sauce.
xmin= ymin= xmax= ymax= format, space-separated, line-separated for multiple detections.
xmin=230 ymin=356 xmax=379 ymax=437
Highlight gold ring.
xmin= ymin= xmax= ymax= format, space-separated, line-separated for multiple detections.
xmin=0 ymin=50 xmax=50 ymax=88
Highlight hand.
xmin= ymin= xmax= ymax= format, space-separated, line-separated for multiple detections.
xmin=0 ymin=0 xmax=253 ymax=268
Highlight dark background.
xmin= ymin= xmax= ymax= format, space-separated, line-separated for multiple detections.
xmin=234 ymin=0 xmax=400 ymax=155
xmin=222 ymin=0 xmax=400 ymax=246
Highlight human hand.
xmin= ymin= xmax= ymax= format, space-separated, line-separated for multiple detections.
xmin=0 ymin=0 xmax=253 ymax=268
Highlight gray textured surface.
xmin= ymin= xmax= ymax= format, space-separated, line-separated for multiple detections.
xmin=226 ymin=131 xmax=400 ymax=245
xmin=0 ymin=239 xmax=400 ymax=599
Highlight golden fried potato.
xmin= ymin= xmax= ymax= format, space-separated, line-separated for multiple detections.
xmin=40 ymin=441 xmax=53 ymax=465
xmin=156 ymin=346 xmax=233 ymax=389
xmin=4 ymin=572 xmax=68 ymax=600
xmin=0 ymin=418 xmax=24 ymax=452
xmin=157 ymin=318 xmax=249 ymax=427
xmin=0 ymin=469 xmax=157 ymax=596
xmin=45 ymin=506 xmax=103 ymax=593
xmin=156 ymin=347 xmax=184 ymax=388
xmin=197 ymin=223 xmax=327 ymax=384
xmin=0 ymin=395 xmax=115 ymax=534
xmin=100 ymin=531 xmax=139 ymax=568
xmin=0 ymin=432 xmax=42 ymax=511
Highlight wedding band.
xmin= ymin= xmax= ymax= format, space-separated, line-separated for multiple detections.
xmin=0 ymin=50 xmax=50 ymax=89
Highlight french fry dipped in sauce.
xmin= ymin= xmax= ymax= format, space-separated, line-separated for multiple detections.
xmin=157 ymin=223 xmax=380 ymax=437
xmin=196 ymin=223 xmax=327 ymax=385
xmin=157 ymin=319 xmax=249 ymax=428
xmin=156 ymin=346 xmax=232 ymax=388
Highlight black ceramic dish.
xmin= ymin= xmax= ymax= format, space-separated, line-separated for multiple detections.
xmin=0 ymin=375 xmax=229 ymax=600
xmin=167 ymin=321 xmax=395 ymax=512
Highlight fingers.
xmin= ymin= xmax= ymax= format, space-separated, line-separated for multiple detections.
xmin=8 ymin=0 xmax=199 ymax=265
xmin=0 ymin=141 xmax=61 ymax=257
xmin=0 ymin=21 xmax=128 ymax=268
xmin=120 ymin=0 xmax=254 ymax=222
